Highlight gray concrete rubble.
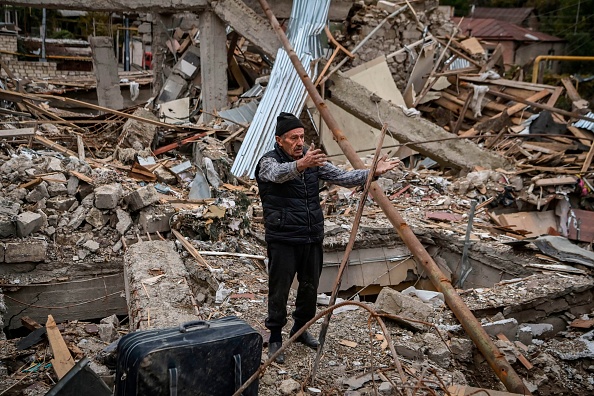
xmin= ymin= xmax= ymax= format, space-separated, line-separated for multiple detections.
xmin=1 ymin=1 xmax=594 ymax=395
xmin=124 ymin=241 xmax=197 ymax=330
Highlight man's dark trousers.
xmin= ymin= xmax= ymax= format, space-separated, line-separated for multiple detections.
xmin=265 ymin=241 xmax=323 ymax=338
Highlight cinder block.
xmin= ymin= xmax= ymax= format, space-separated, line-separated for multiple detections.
xmin=5 ymin=241 xmax=47 ymax=263
xmin=124 ymin=185 xmax=159 ymax=211
xmin=16 ymin=211 xmax=43 ymax=237
xmin=0 ymin=214 xmax=16 ymax=237
xmin=139 ymin=206 xmax=175 ymax=233
xmin=94 ymin=183 xmax=123 ymax=209
xmin=46 ymin=196 xmax=77 ymax=211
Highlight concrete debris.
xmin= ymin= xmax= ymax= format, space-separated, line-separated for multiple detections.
xmin=0 ymin=1 xmax=594 ymax=395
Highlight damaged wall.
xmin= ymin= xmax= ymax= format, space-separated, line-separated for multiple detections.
xmin=337 ymin=1 xmax=455 ymax=91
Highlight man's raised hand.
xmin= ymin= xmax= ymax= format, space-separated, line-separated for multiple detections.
xmin=374 ymin=155 xmax=400 ymax=177
xmin=296 ymin=143 xmax=327 ymax=171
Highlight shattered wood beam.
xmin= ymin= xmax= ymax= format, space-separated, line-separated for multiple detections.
xmin=1 ymin=0 xmax=208 ymax=12
xmin=327 ymin=72 xmax=509 ymax=170
xmin=211 ymin=0 xmax=280 ymax=60
xmin=46 ymin=314 xmax=75 ymax=379
xmin=257 ymin=0 xmax=531 ymax=394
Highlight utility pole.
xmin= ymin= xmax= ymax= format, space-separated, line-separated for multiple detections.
xmin=40 ymin=8 xmax=46 ymax=62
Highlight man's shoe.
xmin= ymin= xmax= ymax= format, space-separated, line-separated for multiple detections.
xmin=268 ymin=342 xmax=285 ymax=364
xmin=291 ymin=330 xmax=319 ymax=350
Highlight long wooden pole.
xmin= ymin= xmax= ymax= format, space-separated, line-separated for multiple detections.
xmin=256 ymin=0 xmax=531 ymax=394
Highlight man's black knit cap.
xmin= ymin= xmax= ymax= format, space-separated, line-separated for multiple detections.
xmin=275 ymin=112 xmax=304 ymax=136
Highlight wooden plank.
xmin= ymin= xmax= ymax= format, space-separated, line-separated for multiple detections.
xmin=171 ymin=229 xmax=210 ymax=268
xmin=0 ymin=127 xmax=35 ymax=138
xmin=69 ymin=170 xmax=94 ymax=185
xmin=3 ymin=274 xmax=126 ymax=330
xmin=21 ymin=316 xmax=43 ymax=331
xmin=534 ymin=176 xmax=577 ymax=186
xmin=461 ymin=90 xmax=550 ymax=137
xmin=496 ymin=333 xmax=533 ymax=370
xmin=34 ymin=135 xmax=79 ymax=158
xmin=461 ymin=76 xmax=556 ymax=92
xmin=546 ymin=86 xmax=564 ymax=107
xmin=567 ymin=126 xmax=594 ymax=147
xmin=46 ymin=314 xmax=75 ymax=379
xmin=561 ymin=77 xmax=582 ymax=103
xmin=487 ymin=89 xmax=594 ymax=123
xmin=582 ymin=142 xmax=594 ymax=172
xmin=498 ymin=211 xmax=557 ymax=238
xmin=76 ymin=135 xmax=85 ymax=162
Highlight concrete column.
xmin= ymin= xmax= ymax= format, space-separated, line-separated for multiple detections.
xmin=152 ymin=12 xmax=173 ymax=98
xmin=89 ymin=36 xmax=124 ymax=110
xmin=199 ymin=10 xmax=228 ymax=123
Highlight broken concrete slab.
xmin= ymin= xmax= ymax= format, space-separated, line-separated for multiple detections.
xmin=94 ymin=184 xmax=122 ymax=209
xmin=16 ymin=211 xmax=43 ymax=237
xmin=482 ymin=318 xmax=519 ymax=341
xmin=4 ymin=241 xmax=47 ymax=263
xmin=375 ymin=287 xmax=433 ymax=323
xmin=328 ymin=72 xmax=509 ymax=170
xmin=138 ymin=206 xmax=174 ymax=233
xmin=154 ymin=166 xmax=177 ymax=184
xmin=124 ymin=241 xmax=197 ymax=330
xmin=211 ymin=0 xmax=280 ymax=60
xmin=85 ymin=207 xmax=108 ymax=229
xmin=115 ymin=209 xmax=133 ymax=235
xmin=83 ymin=240 xmax=100 ymax=253
xmin=119 ymin=108 xmax=159 ymax=151
xmin=124 ymin=185 xmax=159 ymax=211
xmin=533 ymin=236 xmax=594 ymax=268
xmin=0 ymin=198 xmax=21 ymax=216
xmin=26 ymin=182 xmax=49 ymax=203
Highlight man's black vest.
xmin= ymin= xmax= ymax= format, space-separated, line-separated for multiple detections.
xmin=255 ymin=144 xmax=324 ymax=244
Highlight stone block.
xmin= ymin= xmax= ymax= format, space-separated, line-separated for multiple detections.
xmin=4 ymin=241 xmax=47 ymax=263
xmin=85 ymin=207 xmax=108 ymax=229
xmin=94 ymin=183 xmax=123 ymax=209
xmin=46 ymin=157 xmax=63 ymax=172
xmin=450 ymin=337 xmax=473 ymax=361
xmin=154 ymin=166 xmax=177 ymax=184
xmin=0 ymin=198 xmax=20 ymax=216
xmin=482 ymin=318 xmax=518 ymax=340
xmin=124 ymin=185 xmax=159 ymax=211
xmin=68 ymin=206 xmax=89 ymax=229
xmin=139 ymin=206 xmax=174 ymax=233
xmin=83 ymin=240 xmax=100 ymax=252
xmin=522 ymin=323 xmax=555 ymax=339
xmin=16 ymin=211 xmax=43 ymax=237
xmin=0 ymin=214 xmax=15 ymax=237
xmin=46 ymin=196 xmax=77 ymax=211
xmin=377 ymin=0 xmax=398 ymax=13
xmin=395 ymin=342 xmax=423 ymax=360
xmin=517 ymin=326 xmax=533 ymax=345
xmin=116 ymin=209 xmax=133 ymax=235
xmin=67 ymin=176 xmax=79 ymax=195
xmin=47 ymin=183 xmax=68 ymax=197
xmin=375 ymin=287 xmax=433 ymax=322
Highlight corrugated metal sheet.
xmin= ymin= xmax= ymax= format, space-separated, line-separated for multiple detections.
xmin=218 ymin=101 xmax=259 ymax=125
xmin=452 ymin=17 xmax=563 ymax=42
xmin=240 ymin=83 xmax=264 ymax=98
xmin=230 ymin=0 xmax=330 ymax=178
xmin=447 ymin=56 xmax=471 ymax=70
xmin=574 ymin=112 xmax=594 ymax=132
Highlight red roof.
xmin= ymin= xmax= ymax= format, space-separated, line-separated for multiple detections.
xmin=471 ymin=7 xmax=535 ymax=26
xmin=452 ymin=17 xmax=563 ymax=42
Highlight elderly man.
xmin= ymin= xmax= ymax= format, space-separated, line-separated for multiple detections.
xmin=255 ymin=112 xmax=399 ymax=363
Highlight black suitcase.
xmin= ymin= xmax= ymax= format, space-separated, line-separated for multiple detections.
xmin=114 ymin=316 xmax=262 ymax=396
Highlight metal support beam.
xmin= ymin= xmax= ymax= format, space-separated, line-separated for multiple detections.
xmin=256 ymin=0 xmax=532 ymax=394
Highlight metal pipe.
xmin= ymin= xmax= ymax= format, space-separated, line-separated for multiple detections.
xmin=532 ymin=55 xmax=594 ymax=83
xmin=257 ymin=0 xmax=532 ymax=393
xmin=124 ymin=17 xmax=130 ymax=72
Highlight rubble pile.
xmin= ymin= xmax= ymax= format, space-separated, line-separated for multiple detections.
xmin=0 ymin=0 xmax=594 ymax=395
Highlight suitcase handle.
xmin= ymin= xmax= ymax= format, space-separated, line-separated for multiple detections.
xmin=179 ymin=320 xmax=210 ymax=333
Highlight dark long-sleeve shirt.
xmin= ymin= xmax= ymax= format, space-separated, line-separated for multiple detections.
xmin=258 ymin=156 xmax=370 ymax=188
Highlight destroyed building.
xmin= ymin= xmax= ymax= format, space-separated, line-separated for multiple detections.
xmin=0 ymin=0 xmax=594 ymax=395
